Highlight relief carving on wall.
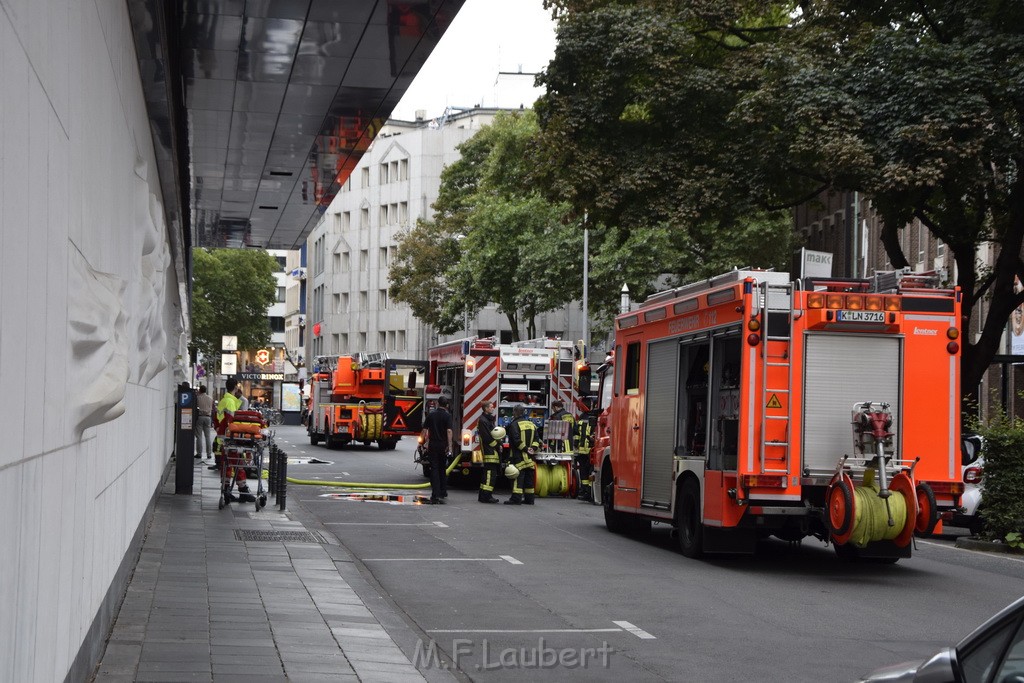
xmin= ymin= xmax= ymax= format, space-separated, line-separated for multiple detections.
xmin=70 ymin=250 xmax=129 ymax=437
xmin=133 ymin=158 xmax=170 ymax=386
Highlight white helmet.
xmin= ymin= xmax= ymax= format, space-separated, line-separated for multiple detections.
xmin=504 ymin=464 xmax=520 ymax=479
xmin=491 ymin=426 xmax=506 ymax=440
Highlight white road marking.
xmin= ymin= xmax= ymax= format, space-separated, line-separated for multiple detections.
xmin=433 ymin=522 xmax=449 ymax=528
xmin=325 ymin=522 xmax=444 ymax=526
xmin=428 ymin=628 xmax=622 ymax=634
xmin=499 ymin=555 xmax=523 ymax=565
xmin=342 ymin=472 xmax=350 ymax=476
xmin=363 ymin=557 xmax=505 ymax=562
xmin=613 ymin=620 xmax=656 ymax=639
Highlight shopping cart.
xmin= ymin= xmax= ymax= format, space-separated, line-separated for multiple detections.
xmin=218 ymin=410 xmax=269 ymax=510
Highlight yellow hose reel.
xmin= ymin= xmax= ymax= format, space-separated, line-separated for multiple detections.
xmin=827 ymin=469 xmax=917 ymax=548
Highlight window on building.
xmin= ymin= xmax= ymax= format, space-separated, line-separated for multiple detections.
xmin=379 ymin=247 xmax=389 ymax=267
xmin=399 ymin=158 xmax=408 ymax=181
xmin=332 ymin=333 xmax=340 ymax=354
xmin=397 ymin=330 xmax=406 ymax=351
xmin=378 ymin=331 xmax=386 ymax=350
xmin=342 ymin=252 xmax=350 ymax=271
xmin=359 ymin=332 xmax=367 ymax=348
xmin=277 ymin=286 xmax=286 ymax=303
xmin=500 ymin=330 xmax=514 ymax=344
xmin=379 ymin=289 xmax=389 ymax=309
xmin=390 ymin=160 xmax=398 ymax=183
xmin=379 ymin=205 xmax=388 ymax=225
xmin=333 ymin=253 xmax=341 ymax=272
xmin=379 ymin=162 xmax=389 ymax=184
xmin=333 ymin=293 xmax=341 ymax=314
xmin=478 ymin=329 xmax=495 ymax=339
xmin=360 ymin=290 xmax=368 ymax=310
xmin=361 ymin=207 xmax=369 ymax=229
xmin=340 ymin=333 xmax=348 ymax=352
xmin=399 ymin=201 xmax=408 ymax=224
xmin=342 ymin=211 xmax=351 ymax=230
xmin=361 ymin=167 xmax=370 ymax=188
xmin=270 ymin=317 xmax=285 ymax=333
xmin=360 ymin=249 xmax=368 ymax=269
xmin=545 ymin=330 xmax=563 ymax=339
xmin=275 ymin=255 xmax=286 ymax=271
xmin=341 ymin=292 xmax=349 ymax=312
xmin=389 ymin=203 xmax=397 ymax=224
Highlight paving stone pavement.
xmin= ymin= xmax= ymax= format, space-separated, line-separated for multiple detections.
xmin=90 ymin=458 xmax=455 ymax=683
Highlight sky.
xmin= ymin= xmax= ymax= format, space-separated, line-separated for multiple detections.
xmin=390 ymin=0 xmax=558 ymax=121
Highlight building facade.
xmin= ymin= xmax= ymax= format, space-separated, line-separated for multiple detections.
xmin=306 ymin=108 xmax=585 ymax=362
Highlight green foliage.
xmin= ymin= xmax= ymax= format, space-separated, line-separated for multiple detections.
xmin=537 ymin=0 xmax=1024 ymax=396
xmin=976 ymin=414 xmax=1024 ymax=542
xmin=190 ymin=248 xmax=279 ymax=363
xmin=1007 ymin=531 xmax=1024 ymax=551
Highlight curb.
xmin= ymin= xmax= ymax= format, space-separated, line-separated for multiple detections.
xmin=955 ymin=536 xmax=1024 ymax=555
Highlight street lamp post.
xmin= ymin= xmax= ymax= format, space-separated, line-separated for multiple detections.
xmin=582 ymin=212 xmax=589 ymax=354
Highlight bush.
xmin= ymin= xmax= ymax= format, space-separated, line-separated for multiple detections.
xmin=976 ymin=414 xmax=1024 ymax=541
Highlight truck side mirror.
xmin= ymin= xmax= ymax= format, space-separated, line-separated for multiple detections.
xmin=576 ymin=365 xmax=592 ymax=397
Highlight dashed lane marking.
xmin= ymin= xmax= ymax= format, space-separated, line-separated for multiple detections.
xmin=428 ymin=621 xmax=655 ymax=639
xmin=613 ymin=620 xmax=656 ymax=639
xmin=499 ymin=555 xmax=523 ymax=565
xmin=362 ymin=556 xmax=522 ymax=564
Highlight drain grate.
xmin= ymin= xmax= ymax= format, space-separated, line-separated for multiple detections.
xmin=233 ymin=529 xmax=326 ymax=543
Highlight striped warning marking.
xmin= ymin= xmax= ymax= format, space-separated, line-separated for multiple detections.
xmin=613 ymin=620 xmax=656 ymax=639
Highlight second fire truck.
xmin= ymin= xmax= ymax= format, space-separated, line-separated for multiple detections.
xmin=589 ymin=268 xmax=964 ymax=563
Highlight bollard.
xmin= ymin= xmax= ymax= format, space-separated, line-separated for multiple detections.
xmin=268 ymin=442 xmax=278 ymax=497
xmin=278 ymin=449 xmax=287 ymax=510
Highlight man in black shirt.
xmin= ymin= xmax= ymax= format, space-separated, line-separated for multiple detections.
xmin=421 ymin=396 xmax=453 ymax=504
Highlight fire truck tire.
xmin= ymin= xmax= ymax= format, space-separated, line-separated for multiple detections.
xmin=378 ymin=438 xmax=398 ymax=451
xmin=675 ymin=479 xmax=704 ymax=558
xmin=827 ymin=476 xmax=855 ymax=544
xmin=602 ymin=478 xmax=630 ymax=534
xmin=310 ymin=432 xmax=320 ymax=446
xmin=914 ymin=481 xmax=939 ymax=535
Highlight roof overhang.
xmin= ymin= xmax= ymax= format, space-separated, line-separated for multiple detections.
xmin=128 ymin=0 xmax=465 ymax=251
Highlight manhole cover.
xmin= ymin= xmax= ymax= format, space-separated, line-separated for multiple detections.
xmin=233 ymin=529 xmax=326 ymax=543
xmin=319 ymin=492 xmax=433 ymax=505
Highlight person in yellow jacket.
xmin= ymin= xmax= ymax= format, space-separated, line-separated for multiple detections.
xmin=505 ymin=405 xmax=539 ymax=505
xmin=476 ymin=401 xmax=502 ymax=504
xmin=547 ymin=400 xmax=576 ymax=453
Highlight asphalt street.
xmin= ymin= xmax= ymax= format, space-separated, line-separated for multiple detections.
xmin=270 ymin=424 xmax=1024 ymax=683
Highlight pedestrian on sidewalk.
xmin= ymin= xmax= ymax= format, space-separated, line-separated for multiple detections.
xmin=421 ymin=396 xmax=453 ymax=504
xmin=194 ymin=384 xmax=214 ymax=460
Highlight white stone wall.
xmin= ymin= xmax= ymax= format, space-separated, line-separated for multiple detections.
xmin=0 ymin=1 xmax=184 ymax=680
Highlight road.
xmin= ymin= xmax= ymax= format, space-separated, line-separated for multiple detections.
xmin=270 ymin=424 xmax=1024 ymax=683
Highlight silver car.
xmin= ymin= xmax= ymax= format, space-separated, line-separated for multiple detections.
xmin=859 ymin=594 xmax=1024 ymax=682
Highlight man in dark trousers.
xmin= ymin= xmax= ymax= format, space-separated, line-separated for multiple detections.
xmin=421 ymin=395 xmax=453 ymax=504
xmin=506 ymin=404 xmax=539 ymax=505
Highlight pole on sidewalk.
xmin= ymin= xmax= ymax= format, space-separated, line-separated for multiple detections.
xmin=174 ymin=383 xmax=196 ymax=494
xmin=278 ymin=450 xmax=287 ymax=511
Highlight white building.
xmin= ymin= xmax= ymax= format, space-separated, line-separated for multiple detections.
xmin=306 ymin=108 xmax=585 ymax=361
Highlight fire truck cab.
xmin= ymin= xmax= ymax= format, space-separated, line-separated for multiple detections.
xmin=593 ymin=269 xmax=963 ymax=562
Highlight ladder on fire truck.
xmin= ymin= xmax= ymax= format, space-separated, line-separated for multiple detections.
xmin=758 ymin=281 xmax=795 ymax=475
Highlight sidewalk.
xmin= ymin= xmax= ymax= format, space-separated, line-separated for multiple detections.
xmin=91 ymin=456 xmax=452 ymax=683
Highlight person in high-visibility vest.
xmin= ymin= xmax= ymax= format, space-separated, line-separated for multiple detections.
xmin=506 ymin=405 xmax=539 ymax=505
xmin=574 ymin=416 xmax=595 ymax=501
xmin=476 ymin=401 xmax=502 ymax=504
xmin=548 ymin=400 xmax=576 ymax=453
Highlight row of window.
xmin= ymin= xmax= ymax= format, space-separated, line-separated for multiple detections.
xmin=337 ymin=203 xmax=409 ymax=230
xmin=352 ymin=158 xmax=409 ymax=188
xmin=329 ymin=247 xmax=391 ymax=273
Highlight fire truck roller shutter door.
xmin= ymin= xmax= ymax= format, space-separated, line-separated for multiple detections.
xmin=802 ymin=334 xmax=901 ymax=476
xmin=642 ymin=339 xmax=679 ymax=508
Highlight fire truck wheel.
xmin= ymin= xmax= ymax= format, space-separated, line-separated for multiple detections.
xmin=602 ymin=477 xmax=630 ymax=534
xmin=826 ymin=475 xmax=855 ymax=544
xmin=914 ymin=481 xmax=939 ymax=535
xmin=378 ymin=439 xmax=398 ymax=451
xmin=675 ymin=479 xmax=704 ymax=558
xmin=310 ymin=432 xmax=320 ymax=446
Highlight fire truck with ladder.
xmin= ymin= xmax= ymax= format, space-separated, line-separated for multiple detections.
xmin=307 ymin=353 xmax=427 ymax=450
xmin=423 ymin=337 xmax=589 ymax=492
xmin=589 ymin=268 xmax=964 ymax=563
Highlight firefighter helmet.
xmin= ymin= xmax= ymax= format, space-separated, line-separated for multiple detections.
xmin=491 ymin=426 xmax=506 ymax=440
xmin=504 ymin=464 xmax=519 ymax=479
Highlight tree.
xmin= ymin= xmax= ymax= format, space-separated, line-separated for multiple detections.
xmin=391 ymin=111 xmax=583 ymax=340
xmin=537 ymin=0 xmax=1024 ymax=396
xmin=190 ymin=248 xmax=279 ymax=364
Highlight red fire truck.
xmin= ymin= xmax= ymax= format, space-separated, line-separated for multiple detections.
xmin=307 ymin=353 xmax=427 ymax=450
xmin=424 ymin=337 xmax=588 ymax=489
xmin=591 ymin=269 xmax=963 ymax=562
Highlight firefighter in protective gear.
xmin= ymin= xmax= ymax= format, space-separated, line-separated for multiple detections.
xmin=547 ymin=400 xmax=576 ymax=453
xmin=476 ymin=401 xmax=502 ymax=504
xmin=574 ymin=415 xmax=595 ymax=501
xmin=505 ymin=404 xmax=539 ymax=505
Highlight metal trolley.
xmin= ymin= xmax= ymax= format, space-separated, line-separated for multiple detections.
xmin=219 ymin=413 xmax=270 ymax=510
